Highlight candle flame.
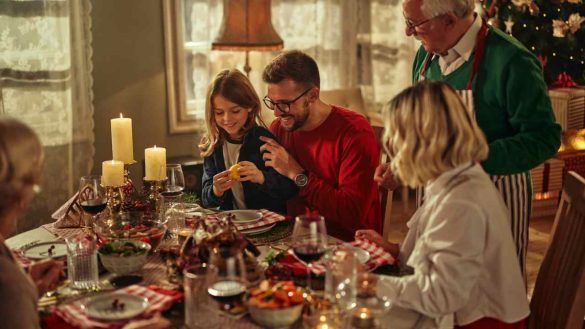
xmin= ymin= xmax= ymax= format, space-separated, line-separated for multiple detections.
xmin=119 ymin=113 xmax=123 ymax=118
xmin=360 ymin=312 xmax=368 ymax=319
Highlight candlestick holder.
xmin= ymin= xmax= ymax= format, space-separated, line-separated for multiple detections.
xmin=122 ymin=161 xmax=137 ymax=196
xmin=143 ymin=179 xmax=165 ymax=216
xmin=105 ymin=186 xmax=124 ymax=213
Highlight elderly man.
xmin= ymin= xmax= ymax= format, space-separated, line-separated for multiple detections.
xmin=380 ymin=0 xmax=561 ymax=277
xmin=259 ymin=50 xmax=382 ymax=241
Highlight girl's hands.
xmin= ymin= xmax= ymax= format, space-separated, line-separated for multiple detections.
xmin=237 ymin=161 xmax=265 ymax=185
xmin=212 ymin=171 xmax=235 ymax=197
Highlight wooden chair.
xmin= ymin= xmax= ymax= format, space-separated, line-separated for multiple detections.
xmin=371 ymin=125 xmax=394 ymax=241
xmin=529 ymin=171 xmax=585 ymax=329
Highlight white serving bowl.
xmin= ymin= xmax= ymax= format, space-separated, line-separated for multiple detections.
xmin=247 ymin=303 xmax=304 ymax=328
xmin=98 ymin=241 xmax=151 ymax=275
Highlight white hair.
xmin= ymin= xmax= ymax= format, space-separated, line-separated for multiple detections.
xmin=421 ymin=0 xmax=474 ymax=18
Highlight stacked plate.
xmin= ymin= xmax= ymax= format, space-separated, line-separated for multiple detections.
xmin=219 ymin=210 xmax=276 ymax=235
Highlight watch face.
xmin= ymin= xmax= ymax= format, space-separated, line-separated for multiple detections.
xmin=295 ymin=174 xmax=308 ymax=187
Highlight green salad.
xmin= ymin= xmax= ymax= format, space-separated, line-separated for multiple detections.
xmin=98 ymin=241 xmax=148 ymax=257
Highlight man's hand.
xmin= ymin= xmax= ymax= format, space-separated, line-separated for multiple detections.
xmin=29 ymin=258 xmax=64 ymax=296
xmin=237 ymin=161 xmax=265 ymax=184
xmin=212 ymin=171 xmax=235 ymax=197
xmin=259 ymin=136 xmax=304 ymax=180
xmin=374 ymin=163 xmax=400 ymax=191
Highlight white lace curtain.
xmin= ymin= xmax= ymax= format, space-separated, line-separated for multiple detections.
xmin=0 ymin=0 xmax=94 ymax=234
xmin=182 ymin=0 xmax=416 ymax=120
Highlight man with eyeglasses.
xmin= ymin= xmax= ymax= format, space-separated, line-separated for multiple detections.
xmin=259 ymin=50 xmax=382 ymax=241
xmin=390 ymin=0 xmax=560 ymax=291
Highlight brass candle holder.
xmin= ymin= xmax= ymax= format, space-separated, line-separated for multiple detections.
xmin=143 ymin=179 xmax=165 ymax=215
xmin=105 ymin=185 xmax=124 ymax=213
xmin=123 ymin=160 xmax=137 ymax=195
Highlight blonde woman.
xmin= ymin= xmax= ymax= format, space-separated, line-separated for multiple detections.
xmin=199 ymin=69 xmax=297 ymax=213
xmin=0 ymin=118 xmax=63 ymax=329
xmin=356 ymin=81 xmax=529 ymax=329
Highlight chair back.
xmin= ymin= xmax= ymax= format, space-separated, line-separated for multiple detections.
xmin=372 ymin=125 xmax=393 ymax=240
xmin=529 ymin=171 xmax=585 ymax=329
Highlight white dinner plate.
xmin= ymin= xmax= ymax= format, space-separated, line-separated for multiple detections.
xmin=23 ymin=241 xmax=67 ymax=260
xmin=81 ymin=293 xmax=149 ymax=321
xmin=239 ymin=223 xmax=276 ymax=235
xmin=350 ymin=247 xmax=371 ymax=264
xmin=219 ymin=210 xmax=263 ymax=223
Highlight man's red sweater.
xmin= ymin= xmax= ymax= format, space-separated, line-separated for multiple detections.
xmin=271 ymin=106 xmax=382 ymax=241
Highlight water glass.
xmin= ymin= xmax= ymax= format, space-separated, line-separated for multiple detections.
xmin=66 ymin=234 xmax=99 ymax=290
xmin=184 ymin=264 xmax=219 ymax=329
xmin=163 ymin=194 xmax=186 ymax=236
xmin=325 ymin=245 xmax=358 ymax=311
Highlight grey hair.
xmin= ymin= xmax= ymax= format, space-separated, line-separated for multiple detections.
xmin=421 ymin=0 xmax=474 ymax=18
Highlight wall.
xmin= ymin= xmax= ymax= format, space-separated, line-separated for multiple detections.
xmin=91 ymin=0 xmax=199 ymax=183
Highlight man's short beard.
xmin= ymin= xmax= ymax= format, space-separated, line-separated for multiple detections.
xmin=283 ymin=100 xmax=310 ymax=131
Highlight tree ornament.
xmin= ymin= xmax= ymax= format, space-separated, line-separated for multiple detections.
xmin=505 ymin=16 xmax=515 ymax=34
xmin=568 ymin=13 xmax=585 ymax=33
xmin=553 ymin=19 xmax=569 ymax=37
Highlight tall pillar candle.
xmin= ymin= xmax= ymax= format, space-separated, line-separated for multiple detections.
xmin=102 ymin=160 xmax=124 ymax=187
xmin=145 ymin=146 xmax=166 ymax=181
xmin=111 ymin=114 xmax=134 ymax=163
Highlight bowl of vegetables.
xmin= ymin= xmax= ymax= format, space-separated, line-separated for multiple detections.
xmin=247 ymin=280 xmax=305 ymax=328
xmin=94 ymin=211 xmax=167 ymax=251
xmin=98 ymin=241 xmax=151 ymax=275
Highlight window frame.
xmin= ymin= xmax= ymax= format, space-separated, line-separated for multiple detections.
xmin=162 ymin=0 xmax=202 ymax=134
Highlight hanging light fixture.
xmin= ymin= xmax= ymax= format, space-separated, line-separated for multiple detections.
xmin=212 ymin=0 xmax=284 ymax=77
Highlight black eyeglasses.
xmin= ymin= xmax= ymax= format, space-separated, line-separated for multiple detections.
xmin=404 ymin=13 xmax=437 ymax=34
xmin=263 ymin=88 xmax=312 ymax=113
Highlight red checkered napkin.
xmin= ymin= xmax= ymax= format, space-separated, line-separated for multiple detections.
xmin=54 ymin=285 xmax=181 ymax=329
xmin=208 ymin=209 xmax=286 ymax=231
xmin=281 ymin=239 xmax=396 ymax=276
xmin=351 ymin=239 xmax=396 ymax=271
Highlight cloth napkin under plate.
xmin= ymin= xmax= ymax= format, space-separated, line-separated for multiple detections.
xmin=279 ymin=239 xmax=396 ymax=276
xmin=54 ymin=285 xmax=182 ymax=329
xmin=207 ymin=209 xmax=286 ymax=231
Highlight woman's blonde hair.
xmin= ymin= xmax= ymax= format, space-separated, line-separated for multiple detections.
xmin=198 ymin=69 xmax=265 ymax=157
xmin=382 ymin=81 xmax=488 ymax=188
xmin=0 ymin=118 xmax=43 ymax=215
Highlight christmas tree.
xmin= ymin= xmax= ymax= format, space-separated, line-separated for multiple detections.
xmin=480 ymin=0 xmax=585 ymax=86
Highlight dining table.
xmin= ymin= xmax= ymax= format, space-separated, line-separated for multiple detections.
xmin=6 ymin=216 xmax=438 ymax=329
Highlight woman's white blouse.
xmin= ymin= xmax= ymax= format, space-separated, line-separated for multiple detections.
xmin=378 ymin=163 xmax=530 ymax=326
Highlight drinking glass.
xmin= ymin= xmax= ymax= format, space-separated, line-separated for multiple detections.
xmin=66 ymin=233 xmax=99 ymax=290
xmin=184 ymin=263 xmax=219 ymax=328
xmin=325 ymin=245 xmax=358 ymax=311
xmin=163 ymin=164 xmax=186 ymax=237
xmin=291 ymin=214 xmax=328 ymax=292
xmin=78 ymin=175 xmax=107 ymax=228
xmin=207 ymin=247 xmax=248 ymax=312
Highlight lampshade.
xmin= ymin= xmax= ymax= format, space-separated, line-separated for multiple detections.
xmin=212 ymin=0 xmax=284 ymax=51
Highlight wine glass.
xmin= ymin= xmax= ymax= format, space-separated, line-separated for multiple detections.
xmin=78 ymin=175 xmax=107 ymax=228
xmin=207 ymin=246 xmax=248 ymax=312
xmin=291 ymin=214 xmax=328 ymax=292
xmin=163 ymin=164 xmax=185 ymax=197
xmin=163 ymin=164 xmax=186 ymax=238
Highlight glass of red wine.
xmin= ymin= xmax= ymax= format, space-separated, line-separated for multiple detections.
xmin=291 ymin=214 xmax=328 ymax=292
xmin=207 ymin=246 xmax=248 ymax=312
xmin=78 ymin=175 xmax=107 ymax=228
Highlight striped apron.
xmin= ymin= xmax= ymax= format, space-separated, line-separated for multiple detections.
xmin=416 ymin=20 xmax=530 ymax=278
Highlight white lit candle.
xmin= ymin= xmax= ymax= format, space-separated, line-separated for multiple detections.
xmin=111 ymin=114 xmax=134 ymax=164
xmin=102 ymin=160 xmax=124 ymax=187
xmin=144 ymin=145 xmax=166 ymax=181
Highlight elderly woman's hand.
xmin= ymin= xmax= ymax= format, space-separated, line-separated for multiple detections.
xmin=355 ymin=229 xmax=400 ymax=258
xmin=29 ymin=258 xmax=64 ymax=296
xmin=374 ymin=163 xmax=400 ymax=191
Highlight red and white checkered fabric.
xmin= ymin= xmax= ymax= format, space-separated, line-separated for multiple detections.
xmin=286 ymin=239 xmax=396 ymax=275
xmin=208 ymin=209 xmax=286 ymax=231
xmin=42 ymin=222 xmax=82 ymax=241
xmin=54 ymin=285 xmax=179 ymax=329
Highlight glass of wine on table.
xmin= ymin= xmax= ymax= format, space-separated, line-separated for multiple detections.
xmin=207 ymin=246 xmax=248 ymax=313
xmin=291 ymin=214 xmax=328 ymax=293
xmin=78 ymin=175 xmax=107 ymax=229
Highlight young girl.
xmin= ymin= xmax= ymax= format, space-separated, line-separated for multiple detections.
xmin=199 ymin=69 xmax=297 ymax=213
xmin=356 ymin=81 xmax=529 ymax=328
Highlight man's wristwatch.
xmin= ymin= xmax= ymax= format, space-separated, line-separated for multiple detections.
xmin=293 ymin=172 xmax=308 ymax=187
